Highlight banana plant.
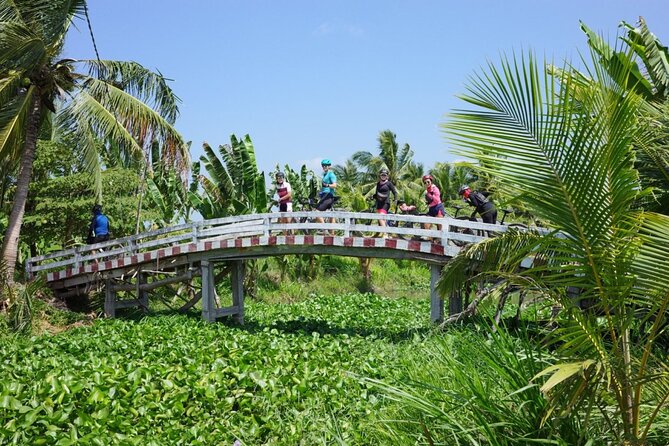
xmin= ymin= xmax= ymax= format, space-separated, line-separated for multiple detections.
xmin=192 ymin=134 xmax=267 ymax=218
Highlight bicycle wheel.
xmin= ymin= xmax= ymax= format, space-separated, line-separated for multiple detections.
xmin=450 ymin=216 xmax=477 ymax=247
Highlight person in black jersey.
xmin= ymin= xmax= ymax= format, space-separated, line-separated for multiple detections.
xmin=458 ymin=185 xmax=497 ymax=224
xmin=374 ymin=168 xmax=398 ymax=234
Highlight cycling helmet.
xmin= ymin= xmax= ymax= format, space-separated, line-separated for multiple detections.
xmin=422 ymin=174 xmax=433 ymax=182
xmin=275 ymin=171 xmax=285 ymax=178
xmin=379 ymin=168 xmax=389 ymax=175
xmin=92 ymin=204 xmax=102 ymax=214
xmin=458 ymin=185 xmax=470 ymax=195
xmin=321 ymin=159 xmax=332 ymax=166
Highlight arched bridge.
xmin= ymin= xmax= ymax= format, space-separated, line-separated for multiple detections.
xmin=27 ymin=211 xmax=522 ymax=323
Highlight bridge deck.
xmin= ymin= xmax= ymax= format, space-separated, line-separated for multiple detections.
xmin=27 ymin=211 xmax=520 ymax=323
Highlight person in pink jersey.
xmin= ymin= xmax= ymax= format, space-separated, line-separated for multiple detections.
xmin=421 ymin=174 xmax=445 ymax=237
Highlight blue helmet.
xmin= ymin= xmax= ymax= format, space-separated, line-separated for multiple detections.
xmin=321 ymin=159 xmax=331 ymax=166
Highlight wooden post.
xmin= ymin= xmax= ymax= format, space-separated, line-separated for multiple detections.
xmin=430 ymin=264 xmax=443 ymax=323
xmin=231 ymin=260 xmax=245 ymax=324
xmin=449 ymin=289 xmax=463 ymax=316
xmin=137 ymin=269 xmax=149 ymax=312
xmin=104 ymin=279 xmax=116 ymax=318
xmin=201 ymin=260 xmax=215 ymax=322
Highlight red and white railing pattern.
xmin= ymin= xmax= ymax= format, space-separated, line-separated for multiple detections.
xmin=27 ymin=211 xmax=510 ymax=283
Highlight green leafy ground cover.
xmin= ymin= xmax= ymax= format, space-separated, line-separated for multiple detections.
xmin=0 ymin=293 xmax=434 ymax=445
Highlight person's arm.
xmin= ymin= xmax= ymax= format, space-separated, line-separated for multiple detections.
xmin=389 ymin=181 xmax=398 ymax=201
xmin=326 ymin=172 xmax=337 ymax=189
xmin=283 ymin=183 xmax=292 ymax=202
xmin=427 ymin=186 xmax=441 ymax=207
xmin=88 ymin=216 xmax=96 ymax=236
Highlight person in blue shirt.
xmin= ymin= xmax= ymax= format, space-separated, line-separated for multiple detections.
xmin=87 ymin=204 xmax=111 ymax=244
xmin=315 ymin=159 xmax=337 ymax=227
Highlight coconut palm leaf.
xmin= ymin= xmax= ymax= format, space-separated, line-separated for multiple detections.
xmin=440 ymin=46 xmax=669 ymax=440
xmin=0 ymin=83 xmax=34 ymax=163
xmin=77 ymin=75 xmax=187 ymax=167
xmin=83 ymin=59 xmax=180 ymax=124
xmin=0 ymin=20 xmax=47 ymax=72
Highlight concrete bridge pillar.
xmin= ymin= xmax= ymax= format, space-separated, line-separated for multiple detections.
xmin=201 ymin=260 xmax=245 ymax=324
xmin=430 ymin=264 xmax=444 ymax=323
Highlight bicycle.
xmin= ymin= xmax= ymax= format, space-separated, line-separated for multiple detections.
xmin=391 ymin=201 xmax=434 ymax=241
xmin=296 ymin=196 xmax=341 ymax=235
xmin=450 ymin=205 xmax=528 ymax=245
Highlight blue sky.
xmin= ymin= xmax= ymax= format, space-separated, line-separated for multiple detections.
xmin=65 ymin=1 xmax=668 ymax=175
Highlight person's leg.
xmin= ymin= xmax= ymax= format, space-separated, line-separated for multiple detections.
xmin=315 ymin=196 xmax=334 ymax=232
xmin=376 ymin=202 xmax=388 ymax=237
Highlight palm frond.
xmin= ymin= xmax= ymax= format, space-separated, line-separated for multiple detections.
xmin=0 ymin=20 xmax=46 ymax=73
xmin=0 ymin=84 xmax=34 ymax=165
xmin=82 ymin=59 xmax=180 ymax=123
xmin=76 ymin=74 xmax=189 ymax=174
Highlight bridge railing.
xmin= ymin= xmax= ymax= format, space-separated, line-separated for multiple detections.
xmin=26 ymin=211 xmax=519 ymax=278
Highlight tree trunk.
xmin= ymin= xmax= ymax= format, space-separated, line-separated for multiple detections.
xmin=1 ymin=94 xmax=42 ymax=284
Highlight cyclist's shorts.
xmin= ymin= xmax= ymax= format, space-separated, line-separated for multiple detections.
xmin=427 ymin=203 xmax=445 ymax=217
xmin=317 ymin=194 xmax=334 ymax=211
xmin=93 ymin=234 xmax=110 ymax=244
xmin=376 ymin=200 xmax=390 ymax=213
xmin=480 ymin=204 xmax=497 ymax=224
xmin=279 ymin=202 xmax=293 ymax=212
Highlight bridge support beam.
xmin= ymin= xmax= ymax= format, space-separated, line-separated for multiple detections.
xmin=137 ymin=270 xmax=149 ymax=312
xmin=430 ymin=264 xmax=443 ymax=323
xmin=201 ymin=260 xmax=216 ymax=322
xmin=231 ymin=261 xmax=245 ymax=324
xmin=104 ymin=279 xmax=116 ymax=318
xmin=448 ymin=289 xmax=463 ymax=315
xmin=201 ymin=260 xmax=245 ymax=324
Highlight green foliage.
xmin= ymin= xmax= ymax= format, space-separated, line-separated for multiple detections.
xmin=191 ymin=135 xmax=266 ymax=218
xmin=23 ymin=165 xmax=149 ymax=250
xmin=269 ymin=163 xmax=319 ymax=209
xmin=0 ymin=1 xmax=188 ymax=280
xmin=366 ymin=327 xmax=593 ymax=445
xmin=440 ymin=40 xmax=669 ymax=442
xmin=0 ymin=294 xmax=432 ymax=444
xmin=2 ymin=278 xmax=48 ymax=334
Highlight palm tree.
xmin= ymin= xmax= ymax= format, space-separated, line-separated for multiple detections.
xmin=0 ymin=1 xmax=188 ymax=282
xmin=352 ymin=130 xmax=417 ymax=188
xmin=438 ymin=48 xmax=669 ymax=442
xmin=562 ymin=19 xmax=669 ymax=214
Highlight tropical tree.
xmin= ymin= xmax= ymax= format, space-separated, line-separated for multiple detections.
xmin=269 ymin=163 xmax=319 ymax=209
xmin=190 ymin=135 xmax=267 ymax=218
xmin=437 ymin=46 xmax=669 ymax=443
xmin=352 ymin=130 xmax=418 ymax=189
xmin=562 ymin=18 xmax=669 ymax=214
xmin=0 ymin=0 xmax=188 ymax=282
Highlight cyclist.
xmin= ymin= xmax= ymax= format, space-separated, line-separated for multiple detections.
xmin=422 ymin=174 xmax=445 ymax=235
xmin=275 ymin=171 xmax=293 ymax=212
xmin=315 ymin=159 xmax=337 ymax=228
xmin=87 ymin=204 xmax=110 ymax=244
xmin=374 ymin=168 xmax=398 ymax=233
xmin=458 ymin=185 xmax=497 ymax=224
xmin=274 ymin=171 xmax=294 ymax=233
